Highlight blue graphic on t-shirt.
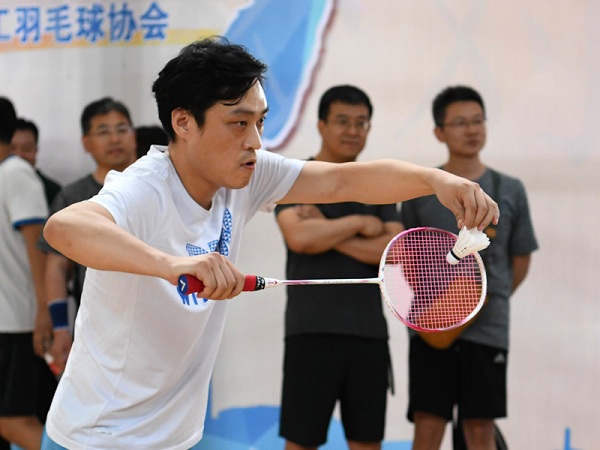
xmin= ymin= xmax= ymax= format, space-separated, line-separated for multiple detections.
xmin=179 ymin=208 xmax=232 ymax=305
xmin=207 ymin=209 xmax=232 ymax=257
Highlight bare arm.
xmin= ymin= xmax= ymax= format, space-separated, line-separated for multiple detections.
xmin=45 ymin=252 xmax=74 ymax=371
xmin=335 ymin=221 xmax=404 ymax=265
xmin=21 ymin=223 xmax=51 ymax=356
xmin=276 ymin=204 xmax=403 ymax=265
xmin=512 ymin=253 xmax=532 ymax=293
xmin=43 ymin=201 xmax=245 ymax=299
xmin=45 ymin=252 xmax=73 ymax=301
xmin=279 ymin=160 xmax=499 ymax=230
xmin=275 ymin=205 xmax=385 ymax=254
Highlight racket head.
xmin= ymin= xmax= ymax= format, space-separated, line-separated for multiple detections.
xmin=378 ymin=227 xmax=487 ymax=332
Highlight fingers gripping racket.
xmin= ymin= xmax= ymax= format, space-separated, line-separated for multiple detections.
xmin=178 ymin=227 xmax=487 ymax=332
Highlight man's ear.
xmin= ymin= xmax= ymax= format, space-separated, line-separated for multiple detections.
xmin=81 ymin=135 xmax=91 ymax=154
xmin=172 ymin=108 xmax=190 ymax=137
xmin=317 ymin=119 xmax=326 ymax=138
xmin=434 ymin=125 xmax=445 ymax=143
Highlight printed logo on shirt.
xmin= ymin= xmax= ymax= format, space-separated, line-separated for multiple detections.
xmin=493 ymin=352 xmax=506 ymax=364
xmin=178 ymin=208 xmax=232 ymax=305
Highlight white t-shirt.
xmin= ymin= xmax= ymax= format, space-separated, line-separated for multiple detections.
xmin=0 ymin=155 xmax=47 ymax=332
xmin=46 ymin=147 xmax=304 ymax=449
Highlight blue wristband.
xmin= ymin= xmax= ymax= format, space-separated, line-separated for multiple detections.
xmin=48 ymin=299 xmax=69 ymax=330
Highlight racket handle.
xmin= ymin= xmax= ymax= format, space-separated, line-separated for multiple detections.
xmin=177 ymin=274 xmax=266 ymax=295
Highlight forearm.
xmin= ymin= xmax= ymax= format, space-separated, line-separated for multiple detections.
xmin=45 ymin=253 xmax=72 ymax=301
xmin=347 ymin=162 xmax=499 ymax=230
xmin=44 ymin=201 xmax=175 ymax=283
xmin=22 ymin=223 xmax=52 ymax=355
xmin=282 ymin=215 xmax=366 ymax=254
xmin=335 ymin=222 xmax=404 ymax=264
xmin=21 ymin=224 xmax=48 ymax=311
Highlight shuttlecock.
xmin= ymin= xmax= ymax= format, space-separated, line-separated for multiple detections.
xmin=446 ymin=226 xmax=490 ymax=265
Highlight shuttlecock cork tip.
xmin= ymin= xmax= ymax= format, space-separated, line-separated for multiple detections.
xmin=446 ymin=227 xmax=490 ymax=265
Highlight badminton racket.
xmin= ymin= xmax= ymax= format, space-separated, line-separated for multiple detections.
xmin=178 ymin=227 xmax=487 ymax=332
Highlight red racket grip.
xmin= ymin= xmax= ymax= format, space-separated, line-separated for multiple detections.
xmin=177 ymin=274 xmax=265 ymax=295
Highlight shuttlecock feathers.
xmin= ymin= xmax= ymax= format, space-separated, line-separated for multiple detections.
xmin=446 ymin=226 xmax=490 ymax=265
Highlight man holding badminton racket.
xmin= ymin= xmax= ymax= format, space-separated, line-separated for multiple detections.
xmin=40 ymin=39 xmax=499 ymax=449
xmin=401 ymin=85 xmax=538 ymax=450
xmin=274 ymin=85 xmax=403 ymax=450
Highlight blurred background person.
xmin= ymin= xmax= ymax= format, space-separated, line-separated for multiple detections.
xmin=11 ymin=118 xmax=61 ymax=205
xmin=0 ymin=97 xmax=54 ymax=450
xmin=275 ymin=85 xmax=403 ymax=450
xmin=401 ymin=85 xmax=538 ymax=450
xmin=38 ymin=97 xmax=137 ymax=374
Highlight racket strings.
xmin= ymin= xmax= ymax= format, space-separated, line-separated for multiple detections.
xmin=382 ymin=229 xmax=484 ymax=331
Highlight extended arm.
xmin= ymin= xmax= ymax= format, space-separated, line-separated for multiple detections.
xmin=279 ymin=159 xmax=499 ymax=230
xmin=43 ymin=201 xmax=246 ymax=299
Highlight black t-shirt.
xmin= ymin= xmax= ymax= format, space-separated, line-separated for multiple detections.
xmin=275 ymin=201 xmax=399 ymax=339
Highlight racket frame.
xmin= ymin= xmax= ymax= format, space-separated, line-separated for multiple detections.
xmin=378 ymin=226 xmax=487 ymax=332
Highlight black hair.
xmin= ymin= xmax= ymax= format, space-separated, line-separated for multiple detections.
xmin=15 ymin=118 xmax=39 ymax=143
xmin=318 ymin=85 xmax=373 ymax=121
xmin=0 ymin=97 xmax=17 ymax=144
xmin=152 ymin=37 xmax=268 ymax=141
xmin=432 ymin=85 xmax=485 ymax=127
xmin=80 ymin=97 xmax=133 ymax=135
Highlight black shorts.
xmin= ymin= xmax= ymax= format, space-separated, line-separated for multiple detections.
xmin=407 ymin=336 xmax=507 ymax=422
xmin=0 ymin=332 xmax=57 ymax=417
xmin=279 ymin=334 xmax=390 ymax=447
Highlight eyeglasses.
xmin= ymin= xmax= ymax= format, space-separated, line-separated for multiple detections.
xmin=88 ymin=125 xmax=132 ymax=139
xmin=442 ymin=118 xmax=486 ymax=130
xmin=328 ymin=117 xmax=371 ymax=132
